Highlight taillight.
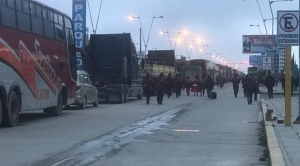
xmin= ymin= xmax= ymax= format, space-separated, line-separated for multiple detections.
xmin=76 ymin=86 xmax=81 ymax=90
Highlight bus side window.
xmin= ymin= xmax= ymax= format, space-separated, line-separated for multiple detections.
xmin=31 ymin=4 xmax=44 ymax=36
xmin=17 ymin=0 xmax=31 ymax=32
xmin=43 ymin=8 xmax=54 ymax=39
xmin=1 ymin=3 xmax=17 ymax=29
xmin=54 ymin=13 xmax=65 ymax=41
xmin=0 ymin=0 xmax=6 ymax=5
xmin=7 ymin=0 xmax=14 ymax=8
xmin=65 ymin=17 xmax=75 ymax=44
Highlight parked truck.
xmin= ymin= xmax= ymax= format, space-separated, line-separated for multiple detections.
xmin=88 ymin=33 xmax=143 ymax=103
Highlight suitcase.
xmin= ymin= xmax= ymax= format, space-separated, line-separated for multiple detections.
xmin=210 ymin=92 xmax=217 ymax=99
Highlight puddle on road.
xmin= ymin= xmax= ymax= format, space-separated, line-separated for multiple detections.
xmin=31 ymin=102 xmax=194 ymax=166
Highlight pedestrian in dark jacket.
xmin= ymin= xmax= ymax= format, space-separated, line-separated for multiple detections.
xmin=201 ymin=75 xmax=206 ymax=96
xmin=142 ymin=73 xmax=155 ymax=104
xmin=156 ymin=73 xmax=166 ymax=104
xmin=242 ymin=76 xmax=247 ymax=97
xmin=205 ymin=75 xmax=214 ymax=98
xmin=165 ymin=73 xmax=173 ymax=98
xmin=231 ymin=73 xmax=240 ymax=97
xmin=174 ymin=73 xmax=183 ymax=98
xmin=264 ymin=71 xmax=275 ymax=99
xmin=244 ymin=75 xmax=255 ymax=104
xmin=253 ymin=76 xmax=260 ymax=101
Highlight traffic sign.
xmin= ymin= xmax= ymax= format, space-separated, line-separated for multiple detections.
xmin=277 ymin=10 xmax=300 ymax=46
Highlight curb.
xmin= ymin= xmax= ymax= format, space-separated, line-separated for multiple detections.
xmin=261 ymin=99 xmax=286 ymax=166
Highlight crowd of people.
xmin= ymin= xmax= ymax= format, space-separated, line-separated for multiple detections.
xmin=230 ymin=73 xmax=260 ymax=105
xmin=142 ymin=72 xmax=217 ymax=105
xmin=143 ymin=71 xmax=298 ymax=105
xmin=230 ymin=70 xmax=300 ymax=105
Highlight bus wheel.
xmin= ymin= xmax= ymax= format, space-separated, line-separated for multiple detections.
xmin=51 ymin=92 xmax=63 ymax=116
xmin=3 ymin=91 xmax=20 ymax=127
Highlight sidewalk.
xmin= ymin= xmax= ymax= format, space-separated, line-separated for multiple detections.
xmin=260 ymin=84 xmax=300 ymax=166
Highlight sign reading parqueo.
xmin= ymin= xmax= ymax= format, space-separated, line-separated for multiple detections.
xmin=277 ymin=10 xmax=300 ymax=46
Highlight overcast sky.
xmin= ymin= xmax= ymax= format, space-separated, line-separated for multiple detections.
xmin=39 ymin=0 xmax=299 ymax=73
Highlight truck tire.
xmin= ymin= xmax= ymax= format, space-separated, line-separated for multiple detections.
xmin=124 ymin=91 xmax=128 ymax=103
xmin=137 ymin=94 xmax=142 ymax=100
xmin=3 ymin=91 xmax=20 ymax=127
xmin=93 ymin=97 xmax=98 ymax=107
xmin=80 ymin=96 xmax=87 ymax=109
xmin=119 ymin=91 xmax=124 ymax=104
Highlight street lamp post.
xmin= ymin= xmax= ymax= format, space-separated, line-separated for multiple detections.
xmin=173 ymin=31 xmax=181 ymax=50
xmin=189 ymin=39 xmax=195 ymax=59
xmin=145 ymin=15 xmax=163 ymax=53
xmin=129 ymin=16 xmax=145 ymax=54
xmin=201 ymin=45 xmax=208 ymax=59
xmin=255 ymin=0 xmax=268 ymax=35
xmin=194 ymin=45 xmax=200 ymax=59
xmin=184 ymin=38 xmax=190 ymax=59
xmin=215 ymin=53 xmax=221 ymax=63
xmin=209 ymin=49 xmax=216 ymax=61
xmin=269 ymin=0 xmax=293 ymax=35
xmin=160 ymin=30 xmax=172 ymax=49
xmin=250 ymin=24 xmax=262 ymax=35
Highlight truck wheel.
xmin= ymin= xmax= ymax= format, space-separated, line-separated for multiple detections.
xmin=137 ymin=94 xmax=142 ymax=100
xmin=93 ymin=97 xmax=98 ymax=107
xmin=80 ymin=96 xmax=87 ymax=109
xmin=124 ymin=91 xmax=128 ymax=103
xmin=3 ymin=91 xmax=20 ymax=127
xmin=119 ymin=92 xmax=124 ymax=104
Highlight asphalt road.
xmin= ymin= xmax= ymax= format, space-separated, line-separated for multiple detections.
xmin=0 ymin=83 xmax=269 ymax=166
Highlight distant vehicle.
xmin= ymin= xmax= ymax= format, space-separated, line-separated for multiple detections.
xmin=73 ymin=70 xmax=98 ymax=109
xmin=143 ymin=50 xmax=176 ymax=77
xmin=190 ymin=59 xmax=215 ymax=79
xmin=180 ymin=65 xmax=202 ymax=79
xmin=0 ymin=0 xmax=79 ymax=126
xmin=248 ymin=67 xmax=258 ymax=76
xmin=88 ymin=33 xmax=143 ymax=103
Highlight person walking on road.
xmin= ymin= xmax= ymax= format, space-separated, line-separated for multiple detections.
xmin=205 ymin=75 xmax=214 ymax=98
xmin=244 ymin=75 xmax=255 ymax=104
xmin=165 ymin=73 xmax=173 ymax=98
xmin=253 ymin=75 xmax=260 ymax=101
xmin=155 ymin=73 xmax=166 ymax=104
xmin=184 ymin=76 xmax=192 ymax=96
xmin=142 ymin=73 xmax=155 ymax=104
xmin=201 ymin=75 xmax=206 ymax=96
xmin=191 ymin=76 xmax=200 ymax=96
xmin=264 ymin=71 xmax=275 ymax=99
xmin=174 ymin=73 xmax=183 ymax=98
xmin=231 ymin=73 xmax=240 ymax=97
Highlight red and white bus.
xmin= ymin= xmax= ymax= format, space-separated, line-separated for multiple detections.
xmin=0 ymin=0 xmax=78 ymax=126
